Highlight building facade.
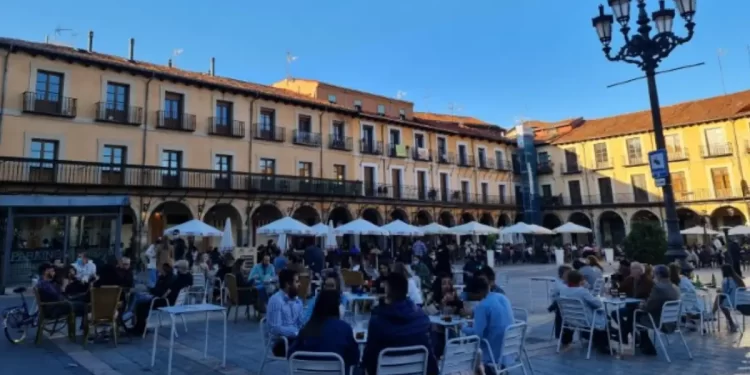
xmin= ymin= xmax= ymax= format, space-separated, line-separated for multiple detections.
xmin=2 ymin=34 xmax=750 ymax=284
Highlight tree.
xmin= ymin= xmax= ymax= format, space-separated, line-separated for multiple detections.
xmin=623 ymin=221 xmax=667 ymax=264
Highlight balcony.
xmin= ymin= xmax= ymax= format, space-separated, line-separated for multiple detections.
xmin=328 ymin=135 xmax=353 ymax=151
xmin=701 ymin=143 xmax=733 ymax=158
xmin=592 ymin=158 xmax=613 ymax=170
xmin=22 ymin=91 xmax=77 ymax=118
xmin=156 ymin=111 xmax=196 ymax=132
xmin=252 ymin=124 xmax=285 ymax=142
xmin=208 ymin=118 xmax=245 ymax=138
xmin=0 ymin=156 xmax=362 ymax=196
xmin=623 ymin=154 xmax=647 ymax=167
xmin=387 ymin=143 xmax=409 ymax=158
xmin=561 ymin=163 xmax=582 ymax=174
xmin=292 ymin=130 xmax=322 ymax=147
xmin=456 ymin=155 xmax=475 ymax=168
xmin=95 ymin=102 xmax=142 ymax=125
xmin=667 ymin=149 xmax=689 ymax=162
xmin=411 ymin=147 xmax=432 ymax=162
xmin=477 ymin=158 xmax=495 ymax=170
xmin=496 ymin=159 xmax=511 ymax=172
xmin=436 ymin=151 xmax=455 ymax=165
xmin=537 ymin=161 xmax=554 ymax=175
xmin=360 ymin=140 xmax=383 ymax=155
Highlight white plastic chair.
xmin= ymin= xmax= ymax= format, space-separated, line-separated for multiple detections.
xmin=497 ymin=272 xmax=510 ymax=289
xmin=680 ymin=289 xmax=716 ymax=335
xmin=376 ymin=345 xmax=428 ymax=375
xmin=718 ymin=287 xmax=750 ymax=334
xmin=633 ymin=300 xmax=692 ymax=363
xmin=189 ymin=272 xmax=208 ymax=304
xmin=511 ymin=308 xmax=534 ymax=373
xmin=483 ymin=322 xmax=531 ymax=375
xmin=143 ymin=288 xmax=188 ymax=338
xmin=556 ymin=297 xmax=611 ymax=359
xmin=289 ymin=351 xmax=345 ymax=375
xmin=258 ymin=317 xmax=290 ymax=374
xmin=439 ymin=335 xmax=480 ymax=375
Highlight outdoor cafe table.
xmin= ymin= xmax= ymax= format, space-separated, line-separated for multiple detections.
xmin=599 ymin=296 xmax=642 ymax=357
xmin=151 ymin=304 xmax=227 ymax=375
xmin=529 ymin=276 xmax=557 ymax=311
xmin=344 ymin=292 xmax=378 ymax=319
xmin=429 ymin=315 xmax=468 ymax=344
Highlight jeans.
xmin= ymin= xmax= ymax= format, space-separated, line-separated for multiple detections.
xmin=148 ymin=269 xmax=158 ymax=287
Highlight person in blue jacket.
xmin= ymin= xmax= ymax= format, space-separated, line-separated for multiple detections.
xmin=362 ymin=272 xmax=438 ymax=375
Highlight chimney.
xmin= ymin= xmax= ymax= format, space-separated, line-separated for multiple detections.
xmin=128 ymin=38 xmax=135 ymax=61
xmin=168 ymin=58 xmax=172 ymax=68
xmin=210 ymin=57 xmax=215 ymax=76
xmin=87 ymin=31 xmax=94 ymax=52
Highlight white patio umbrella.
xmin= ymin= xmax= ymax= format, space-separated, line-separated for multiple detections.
xmin=324 ymin=220 xmax=337 ymax=248
xmin=553 ymin=222 xmax=593 ymax=234
xmin=680 ymin=225 xmax=720 ymax=236
xmin=311 ymin=222 xmax=330 ymax=237
xmin=448 ymin=221 xmax=499 ymax=235
xmin=728 ymin=225 xmax=750 ymax=236
xmin=257 ymin=216 xmax=314 ymax=236
xmin=500 ymin=222 xmax=537 ymax=235
xmin=218 ymin=217 xmax=235 ymax=252
xmin=419 ymin=222 xmax=450 ymax=235
xmin=381 ymin=220 xmax=424 ymax=236
xmin=164 ymin=219 xmax=222 ymax=237
xmin=528 ymin=224 xmax=555 ymax=235
xmin=333 ymin=218 xmax=389 ymax=236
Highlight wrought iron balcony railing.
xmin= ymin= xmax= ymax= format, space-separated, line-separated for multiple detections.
xmin=328 ymin=135 xmax=353 ymax=151
xmin=23 ymin=91 xmax=77 ymax=118
xmin=360 ymin=140 xmax=383 ymax=155
xmin=252 ymin=124 xmax=285 ymax=142
xmin=95 ymin=102 xmax=142 ymax=125
xmin=293 ymin=130 xmax=322 ymax=147
xmin=156 ymin=111 xmax=196 ymax=132
xmin=208 ymin=118 xmax=245 ymax=138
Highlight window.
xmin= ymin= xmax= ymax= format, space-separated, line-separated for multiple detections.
xmin=391 ymin=169 xmax=403 ymax=198
xmin=515 ymin=185 xmax=524 ymax=207
xmin=328 ymin=94 xmax=336 ymax=103
xmin=495 ymin=150 xmax=504 ymax=169
xmin=35 ymin=70 xmax=63 ymax=102
xmin=665 ymin=134 xmax=684 ymax=159
xmin=334 ymin=164 xmax=346 ymax=181
xmin=298 ymin=114 xmax=312 ymax=133
xmin=538 ymin=151 xmax=549 ymax=166
xmin=593 ymin=143 xmax=609 ymax=168
xmin=377 ymin=104 xmax=385 ymax=115
xmin=332 ymin=121 xmax=345 ymax=140
xmin=259 ymin=108 xmax=275 ymax=131
xmin=478 ymin=148 xmax=487 ymax=167
xmin=704 ymin=128 xmax=727 ymax=156
xmin=298 ymin=161 xmax=313 ymax=178
xmin=481 ymin=182 xmax=489 ymax=203
xmin=260 ymin=158 xmax=276 ymax=175
xmin=215 ymin=154 xmax=232 ymax=172
xmin=458 ymin=144 xmax=468 ymax=165
xmin=598 ymin=177 xmax=613 ymax=204
xmin=672 ymin=171 xmax=688 ymax=200
xmin=417 ymin=170 xmax=427 ymax=199
xmin=564 ymin=149 xmax=578 ymax=172
xmin=399 ymin=109 xmax=406 ymax=119
xmin=461 ymin=181 xmax=470 ymax=202
xmin=215 ymin=101 xmax=232 ymax=126
xmin=164 ymin=92 xmax=183 ymax=120
xmin=389 ymin=129 xmax=401 ymax=145
xmin=439 ymin=173 xmax=450 ymax=202
xmin=354 ymin=99 xmax=362 ymax=110
xmin=29 ymin=138 xmax=59 ymax=182
xmin=568 ymin=180 xmax=582 ymax=205
xmin=625 ymin=138 xmax=643 ymax=164
xmin=160 ymin=150 xmax=182 ymax=187
xmin=499 ymin=185 xmax=507 ymax=204
xmin=414 ymin=133 xmax=425 ymax=148
xmin=106 ymin=82 xmax=129 ymax=112
xmin=511 ymin=153 xmax=520 ymax=173
xmin=541 ymin=184 xmax=552 ymax=197
xmin=711 ymin=167 xmax=731 ymax=198
xmin=363 ymin=166 xmax=376 ymax=196
xmin=631 ymin=174 xmax=649 ymax=202
xmin=102 ymin=145 xmax=126 ymax=171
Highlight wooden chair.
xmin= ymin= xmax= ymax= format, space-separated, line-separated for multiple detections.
xmin=341 ymin=269 xmax=364 ymax=288
xmin=83 ymin=286 xmax=122 ymax=347
xmin=224 ymin=274 xmax=256 ymax=322
xmin=33 ymin=288 xmax=75 ymax=345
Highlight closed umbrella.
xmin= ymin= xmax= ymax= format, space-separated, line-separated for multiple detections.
xmin=219 ymin=217 xmax=235 ymax=252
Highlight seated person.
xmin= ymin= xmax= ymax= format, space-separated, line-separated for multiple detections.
xmin=126 ymin=263 xmax=175 ymax=333
xmin=372 ymin=262 xmax=390 ymax=297
xmin=267 ymin=269 xmax=304 ymax=357
xmin=63 ymin=266 xmax=89 ymax=297
xmin=167 ymin=260 xmax=194 ymax=305
xmin=72 ymin=252 xmax=97 ymax=284
xmin=363 ymin=272 xmax=438 ymax=375
xmin=478 ymin=266 xmax=505 ymax=294
xmin=559 ymin=270 xmax=612 ymax=354
xmin=302 ymin=272 xmax=348 ymax=324
xmin=462 ymin=277 xmax=514 ymax=375
xmin=411 ymin=255 xmax=432 ymax=290
xmin=626 ymin=265 xmax=680 ymax=355
xmin=619 ymin=262 xmax=654 ymax=299
xmin=115 ymin=257 xmax=135 ymax=290
xmin=393 ymin=263 xmax=423 ymax=306
xmin=290 ymin=290 xmax=360 ymax=370
xmin=429 ymin=273 xmax=465 ymax=358
xmin=250 ymin=254 xmax=276 ymax=310
xmin=549 ymin=265 xmax=572 ymax=341
xmin=36 ymin=263 xmax=87 ymax=320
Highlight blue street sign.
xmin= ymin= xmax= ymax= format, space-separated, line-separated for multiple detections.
xmin=648 ymin=149 xmax=669 ymax=179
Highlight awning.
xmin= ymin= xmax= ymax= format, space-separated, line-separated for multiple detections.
xmin=0 ymin=195 xmax=130 ymax=207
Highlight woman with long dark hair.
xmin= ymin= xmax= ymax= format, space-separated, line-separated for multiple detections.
xmin=289 ymin=290 xmax=360 ymax=370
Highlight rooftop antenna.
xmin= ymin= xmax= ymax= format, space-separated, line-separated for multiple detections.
xmin=717 ymin=48 xmax=728 ymax=95
xmin=170 ymin=48 xmax=184 ymax=67
xmin=286 ymin=51 xmax=298 ymax=80
xmin=396 ymin=90 xmax=407 ymax=100
xmin=48 ymin=26 xmax=77 ymax=47
xmin=606 ymin=62 xmax=705 ymax=88
xmin=448 ymin=102 xmax=462 ymax=119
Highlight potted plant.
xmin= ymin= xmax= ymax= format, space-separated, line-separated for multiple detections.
xmin=623 ymin=222 xmax=667 ymax=265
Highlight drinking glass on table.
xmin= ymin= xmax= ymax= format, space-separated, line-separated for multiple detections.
xmin=619 ymin=293 xmax=626 ymax=301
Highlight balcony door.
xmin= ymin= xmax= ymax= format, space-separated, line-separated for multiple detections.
xmin=417 ymin=170 xmax=427 ymax=200
xmin=711 ymin=167 xmax=731 ymax=198
xmin=102 ymin=145 xmax=127 ymax=185
xmin=161 ymin=150 xmax=182 ymax=187
xmin=35 ymin=70 xmax=64 ymax=114
xmin=363 ymin=166 xmax=376 ymax=196
xmin=631 ymin=174 xmax=649 ymax=202
xmin=259 ymin=108 xmax=275 ymax=135
xmin=704 ymin=128 xmax=726 ymax=155
xmin=439 ymin=172 xmax=449 ymax=202
xmin=568 ymin=180 xmax=582 ymax=205
xmin=391 ymin=169 xmax=403 ymax=199
xmin=598 ymin=177 xmax=613 ymax=204
xmin=29 ymin=139 xmax=58 ymax=182
xmin=163 ymin=92 xmax=183 ymax=128
xmin=214 ymin=154 xmax=233 ymax=189
xmin=105 ymin=82 xmax=129 ymax=122
xmin=458 ymin=144 xmax=467 ymax=165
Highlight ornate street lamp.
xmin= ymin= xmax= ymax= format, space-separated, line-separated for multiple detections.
xmin=592 ymin=0 xmax=696 ymax=263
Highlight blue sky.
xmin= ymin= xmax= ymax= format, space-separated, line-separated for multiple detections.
xmin=2 ymin=0 xmax=748 ymax=127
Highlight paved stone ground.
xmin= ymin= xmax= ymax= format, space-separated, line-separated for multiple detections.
xmin=1 ymin=263 xmax=747 ymax=375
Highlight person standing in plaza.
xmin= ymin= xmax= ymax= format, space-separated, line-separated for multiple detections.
xmin=157 ymin=238 xmax=174 ymax=269
xmin=144 ymin=240 xmax=158 ymax=287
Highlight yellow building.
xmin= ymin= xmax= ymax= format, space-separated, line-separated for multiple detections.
xmin=0 ymin=34 xmax=517 ymax=270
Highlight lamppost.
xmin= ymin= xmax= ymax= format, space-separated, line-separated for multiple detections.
xmin=591 ymin=0 xmax=696 ymax=262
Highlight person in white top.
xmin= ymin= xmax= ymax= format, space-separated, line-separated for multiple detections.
xmin=72 ymin=252 xmax=97 ymax=283
xmin=144 ymin=243 xmax=158 ymax=286
xmin=393 ymin=262 xmax=423 ymax=305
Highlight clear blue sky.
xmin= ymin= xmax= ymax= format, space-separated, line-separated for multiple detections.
xmin=2 ymin=0 xmax=749 ymax=127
